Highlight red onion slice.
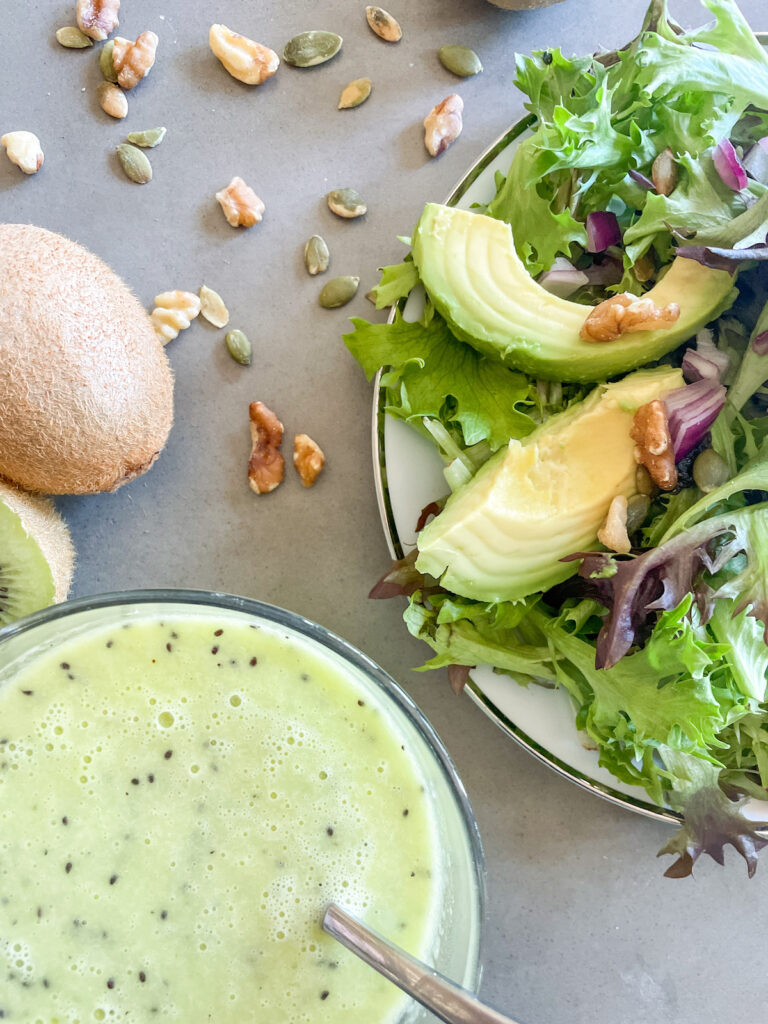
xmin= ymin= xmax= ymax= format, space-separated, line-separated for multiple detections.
xmin=713 ymin=139 xmax=748 ymax=191
xmin=681 ymin=348 xmax=722 ymax=382
xmin=664 ymin=380 xmax=727 ymax=460
xmin=537 ymin=257 xmax=589 ymax=298
xmin=585 ymin=211 xmax=622 ymax=253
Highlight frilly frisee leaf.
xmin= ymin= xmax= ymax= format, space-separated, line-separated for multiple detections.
xmin=342 ymin=313 xmax=535 ymax=450
xmin=656 ymin=747 xmax=768 ymax=878
xmin=531 ymin=599 xmax=731 ymax=753
xmin=486 ymin=137 xmax=587 ymax=276
xmin=634 ymin=8 xmax=768 ymax=114
xmin=403 ymin=591 xmax=558 ymax=685
xmin=622 ymin=153 xmax=751 ymax=264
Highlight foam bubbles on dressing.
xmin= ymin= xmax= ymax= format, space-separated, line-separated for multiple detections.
xmin=0 ymin=615 xmax=443 ymax=1023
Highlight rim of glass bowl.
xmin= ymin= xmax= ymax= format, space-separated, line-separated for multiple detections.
xmin=0 ymin=587 xmax=487 ymax=994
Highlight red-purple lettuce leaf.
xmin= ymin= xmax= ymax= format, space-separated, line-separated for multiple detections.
xmin=676 ymin=242 xmax=768 ymax=273
xmin=567 ymin=506 xmax=768 ymax=669
xmin=656 ymin=747 xmax=768 ymax=877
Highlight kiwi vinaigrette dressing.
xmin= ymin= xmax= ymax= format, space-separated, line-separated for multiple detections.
xmin=0 ymin=614 xmax=444 ymax=1022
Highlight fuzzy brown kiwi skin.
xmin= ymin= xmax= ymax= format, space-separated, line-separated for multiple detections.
xmin=0 ymin=224 xmax=174 ymax=494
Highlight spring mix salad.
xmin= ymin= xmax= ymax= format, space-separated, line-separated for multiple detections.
xmin=344 ymin=0 xmax=768 ymax=875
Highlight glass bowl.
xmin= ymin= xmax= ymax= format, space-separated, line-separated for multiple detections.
xmin=0 ymin=589 xmax=484 ymax=1023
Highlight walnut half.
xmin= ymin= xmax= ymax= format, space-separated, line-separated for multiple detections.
xmin=629 ymin=400 xmax=678 ymax=491
xmin=248 ymin=402 xmax=284 ymax=494
xmin=293 ymin=434 xmax=325 ymax=487
xmin=76 ymin=0 xmax=120 ymax=41
xmin=112 ymin=31 xmax=159 ymax=90
xmin=580 ymin=292 xmax=680 ymax=343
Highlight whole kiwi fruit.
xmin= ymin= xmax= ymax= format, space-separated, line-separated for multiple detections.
xmin=0 ymin=224 xmax=173 ymax=494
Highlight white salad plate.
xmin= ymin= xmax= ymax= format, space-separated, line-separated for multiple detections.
xmin=372 ymin=32 xmax=768 ymax=828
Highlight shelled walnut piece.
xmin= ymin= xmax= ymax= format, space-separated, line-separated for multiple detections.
xmin=1 ymin=132 xmax=43 ymax=174
xmin=293 ymin=435 xmax=325 ymax=487
xmin=112 ymin=31 xmax=158 ymax=90
xmin=580 ymin=293 xmax=680 ymax=343
xmin=630 ymin=400 xmax=678 ymax=491
xmin=209 ymin=24 xmax=279 ymax=85
xmin=249 ymin=403 xmax=285 ymax=494
xmin=76 ymin=0 xmax=119 ymax=41
xmin=424 ymin=94 xmax=463 ymax=157
xmin=150 ymin=290 xmax=201 ymax=345
xmin=597 ymin=495 xmax=631 ymax=555
xmin=216 ymin=176 xmax=265 ymax=228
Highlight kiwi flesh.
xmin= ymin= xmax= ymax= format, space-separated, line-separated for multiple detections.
xmin=0 ymin=480 xmax=74 ymax=626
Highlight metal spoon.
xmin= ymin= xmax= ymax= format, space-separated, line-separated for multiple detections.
xmin=322 ymin=903 xmax=521 ymax=1024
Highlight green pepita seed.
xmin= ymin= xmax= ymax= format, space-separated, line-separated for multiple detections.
xmin=365 ymin=6 xmax=402 ymax=43
xmin=327 ymin=188 xmax=367 ymax=219
xmin=283 ymin=31 xmax=342 ymax=68
xmin=438 ymin=44 xmax=482 ymax=78
xmin=199 ymin=286 xmax=230 ymax=328
xmin=625 ymin=493 xmax=651 ymax=535
xmin=635 ymin=464 xmax=656 ymax=496
xmin=304 ymin=235 xmax=330 ymax=276
xmin=338 ymin=77 xmax=372 ymax=110
xmin=99 ymin=39 xmax=118 ymax=83
xmin=115 ymin=143 xmax=152 ymax=184
xmin=225 ymin=329 xmax=252 ymax=366
xmin=692 ymin=449 xmax=731 ymax=493
xmin=365 ymin=289 xmax=377 ymax=304
xmin=127 ymin=127 xmax=167 ymax=149
xmin=319 ymin=276 xmax=359 ymax=308
xmin=56 ymin=25 xmax=93 ymax=48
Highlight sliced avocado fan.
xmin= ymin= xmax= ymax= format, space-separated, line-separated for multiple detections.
xmin=415 ymin=366 xmax=683 ymax=604
xmin=0 ymin=481 xmax=74 ymax=626
xmin=411 ymin=204 xmax=737 ymax=383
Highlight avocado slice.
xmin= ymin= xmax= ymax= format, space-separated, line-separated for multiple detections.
xmin=411 ymin=204 xmax=737 ymax=383
xmin=415 ymin=366 xmax=684 ymax=603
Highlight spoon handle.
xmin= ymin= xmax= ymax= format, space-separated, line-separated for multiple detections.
xmin=322 ymin=903 xmax=521 ymax=1024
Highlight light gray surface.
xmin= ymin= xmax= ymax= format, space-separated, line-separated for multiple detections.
xmin=3 ymin=1 xmax=767 ymax=1022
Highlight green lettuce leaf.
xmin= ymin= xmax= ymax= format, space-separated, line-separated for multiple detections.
xmin=343 ymin=313 xmax=536 ymax=449
xmin=369 ymin=260 xmax=419 ymax=310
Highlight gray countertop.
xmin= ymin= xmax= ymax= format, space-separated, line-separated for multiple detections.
xmin=4 ymin=1 xmax=767 ymax=1021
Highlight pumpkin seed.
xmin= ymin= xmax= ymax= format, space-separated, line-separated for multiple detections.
xmin=338 ymin=77 xmax=372 ymax=110
xmin=225 ymin=329 xmax=252 ymax=366
xmin=127 ymin=127 xmax=167 ymax=149
xmin=625 ymin=493 xmax=650 ymax=535
xmin=693 ymin=449 xmax=730 ymax=493
xmin=199 ymin=286 xmax=230 ymax=328
xmin=99 ymin=39 xmax=118 ymax=83
xmin=365 ymin=6 xmax=402 ymax=43
xmin=283 ymin=31 xmax=342 ymax=68
xmin=304 ymin=235 xmax=330 ymax=276
xmin=438 ymin=44 xmax=482 ymax=78
xmin=56 ymin=25 xmax=93 ymax=48
xmin=115 ymin=143 xmax=152 ymax=184
xmin=635 ymin=465 xmax=655 ymax=496
xmin=327 ymin=187 xmax=367 ymax=218
xmin=365 ymin=289 xmax=377 ymax=304
xmin=319 ymin=276 xmax=359 ymax=308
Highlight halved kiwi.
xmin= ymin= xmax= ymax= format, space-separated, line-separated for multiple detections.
xmin=0 ymin=480 xmax=74 ymax=626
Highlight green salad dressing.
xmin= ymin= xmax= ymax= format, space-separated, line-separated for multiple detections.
xmin=0 ymin=615 xmax=443 ymax=1022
